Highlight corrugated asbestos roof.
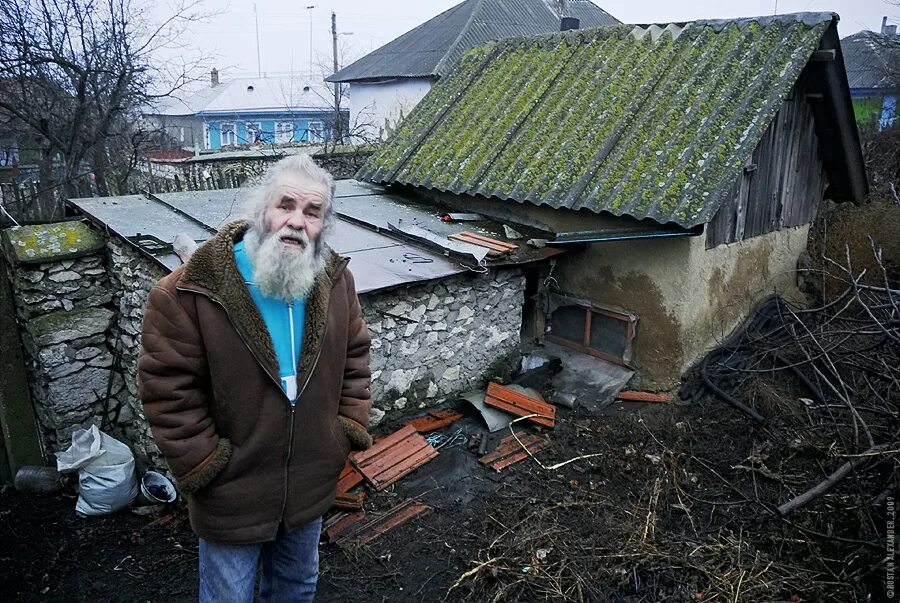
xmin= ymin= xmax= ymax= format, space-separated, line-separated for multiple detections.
xmin=841 ymin=31 xmax=900 ymax=90
xmin=327 ymin=0 xmax=617 ymax=83
xmin=358 ymin=13 xmax=839 ymax=228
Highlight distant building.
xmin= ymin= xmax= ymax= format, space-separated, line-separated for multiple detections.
xmin=327 ymin=0 xmax=618 ymax=141
xmin=145 ymin=70 xmax=347 ymax=150
xmin=841 ymin=17 xmax=900 ymax=129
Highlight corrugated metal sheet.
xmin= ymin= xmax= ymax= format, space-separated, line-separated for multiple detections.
xmin=67 ymin=189 xmax=470 ymax=293
xmin=841 ymin=31 xmax=900 ymax=90
xmin=327 ymin=0 xmax=617 ymax=83
xmin=359 ymin=13 xmax=836 ymax=229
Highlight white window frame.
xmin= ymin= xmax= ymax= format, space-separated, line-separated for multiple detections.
xmin=275 ymin=121 xmax=294 ymax=143
xmin=245 ymin=121 xmax=262 ymax=144
xmin=308 ymin=120 xmax=325 ymax=142
xmin=220 ymin=122 xmax=236 ymax=146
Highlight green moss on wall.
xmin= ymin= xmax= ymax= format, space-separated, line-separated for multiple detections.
xmin=2 ymin=221 xmax=105 ymax=265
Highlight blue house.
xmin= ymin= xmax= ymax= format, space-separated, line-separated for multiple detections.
xmin=146 ymin=69 xmax=346 ymax=150
xmin=841 ymin=18 xmax=899 ymax=129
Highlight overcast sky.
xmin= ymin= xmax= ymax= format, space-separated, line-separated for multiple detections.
xmin=161 ymin=0 xmax=896 ymax=82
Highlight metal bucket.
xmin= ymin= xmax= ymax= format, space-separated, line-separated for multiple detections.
xmin=139 ymin=471 xmax=177 ymax=504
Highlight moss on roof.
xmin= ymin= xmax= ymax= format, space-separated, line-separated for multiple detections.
xmin=359 ymin=13 xmax=834 ymax=228
xmin=1 ymin=221 xmax=105 ymax=265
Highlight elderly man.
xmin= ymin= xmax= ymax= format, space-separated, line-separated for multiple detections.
xmin=138 ymin=155 xmax=372 ymax=602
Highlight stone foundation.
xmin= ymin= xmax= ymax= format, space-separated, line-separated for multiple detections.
xmin=363 ymin=269 xmax=525 ymax=421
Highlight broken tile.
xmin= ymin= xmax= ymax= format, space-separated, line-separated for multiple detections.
xmin=334 ymin=500 xmax=432 ymax=545
xmin=351 ymin=425 xmax=438 ymax=491
xmin=484 ymin=382 xmax=556 ymax=428
xmin=479 ymin=433 xmax=552 ymax=472
xmin=402 ymin=409 xmax=463 ymax=433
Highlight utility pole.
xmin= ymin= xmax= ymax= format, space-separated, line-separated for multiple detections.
xmin=306 ymin=5 xmax=316 ymax=77
xmin=254 ymin=3 xmax=262 ymax=77
xmin=332 ymin=11 xmax=341 ymax=143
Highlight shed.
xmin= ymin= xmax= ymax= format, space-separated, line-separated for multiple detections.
xmin=841 ymin=19 xmax=900 ymax=128
xmin=357 ymin=12 xmax=868 ymax=387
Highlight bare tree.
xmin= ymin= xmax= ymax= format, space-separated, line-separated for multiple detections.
xmin=0 ymin=0 xmax=211 ymax=212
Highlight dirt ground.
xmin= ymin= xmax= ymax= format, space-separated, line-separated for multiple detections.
xmin=1 ymin=389 xmax=893 ymax=602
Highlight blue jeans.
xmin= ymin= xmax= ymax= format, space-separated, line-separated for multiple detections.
xmin=199 ymin=517 xmax=322 ymax=603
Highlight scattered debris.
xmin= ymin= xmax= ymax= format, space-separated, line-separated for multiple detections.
xmin=441 ymin=212 xmax=484 ymax=222
xmin=616 ymin=390 xmax=673 ymax=403
xmin=351 ymin=425 xmax=439 ymax=491
xmin=484 ymin=382 xmax=555 ymax=428
xmin=332 ymin=500 xmax=432 ymax=546
xmin=335 ymin=461 xmax=364 ymax=494
xmin=448 ymin=231 xmax=518 ymax=257
xmin=324 ymin=510 xmax=367 ymax=542
xmin=402 ymin=409 xmax=463 ymax=433
xmin=502 ymin=225 xmax=523 ymax=240
xmin=459 ymin=391 xmax=515 ymax=432
xmin=479 ymin=433 xmax=552 ymax=472
xmin=331 ymin=491 xmax=366 ymax=512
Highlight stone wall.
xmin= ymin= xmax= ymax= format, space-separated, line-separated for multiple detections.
xmin=106 ymin=239 xmax=169 ymax=470
xmin=2 ymin=220 xmax=528 ymax=469
xmin=363 ymin=269 xmax=525 ymax=422
xmin=0 ymin=222 xmax=123 ymax=455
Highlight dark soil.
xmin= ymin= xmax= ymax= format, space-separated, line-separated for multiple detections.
xmin=1 ymin=394 xmax=893 ymax=602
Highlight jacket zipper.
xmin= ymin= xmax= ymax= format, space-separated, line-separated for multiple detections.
xmin=176 ymin=273 xmax=338 ymax=533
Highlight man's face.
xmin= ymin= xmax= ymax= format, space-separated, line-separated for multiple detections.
xmin=262 ymin=172 xmax=329 ymax=248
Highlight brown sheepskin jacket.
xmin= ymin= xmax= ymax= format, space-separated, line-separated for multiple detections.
xmin=138 ymin=220 xmax=372 ymax=544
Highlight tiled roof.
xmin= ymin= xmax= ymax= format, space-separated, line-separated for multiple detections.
xmin=359 ymin=13 xmax=837 ymax=228
xmin=841 ymin=31 xmax=900 ymax=90
xmin=327 ymin=0 xmax=617 ymax=83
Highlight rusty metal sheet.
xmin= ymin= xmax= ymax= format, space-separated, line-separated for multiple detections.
xmin=485 ymin=382 xmax=556 ymax=428
xmin=68 ymin=189 xmax=469 ymax=291
xmin=351 ymin=425 xmax=438 ymax=491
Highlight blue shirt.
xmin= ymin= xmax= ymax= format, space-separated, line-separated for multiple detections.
xmin=234 ymin=241 xmax=306 ymax=404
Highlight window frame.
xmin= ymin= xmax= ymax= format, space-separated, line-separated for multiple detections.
xmin=544 ymin=297 xmax=636 ymax=366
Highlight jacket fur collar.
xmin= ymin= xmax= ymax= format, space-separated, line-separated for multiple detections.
xmin=178 ymin=219 xmax=346 ymax=385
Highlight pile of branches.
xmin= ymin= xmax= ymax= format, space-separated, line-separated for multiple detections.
xmin=451 ymin=247 xmax=897 ymax=602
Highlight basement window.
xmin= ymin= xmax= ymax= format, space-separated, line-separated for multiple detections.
xmin=545 ymin=294 xmax=637 ymax=366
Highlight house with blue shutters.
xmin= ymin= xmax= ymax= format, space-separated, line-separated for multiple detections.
xmin=146 ymin=69 xmax=345 ymax=150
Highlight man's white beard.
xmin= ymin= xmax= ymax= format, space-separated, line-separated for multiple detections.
xmin=243 ymin=226 xmax=326 ymax=301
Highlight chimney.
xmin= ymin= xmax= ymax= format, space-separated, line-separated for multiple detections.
xmin=210 ymin=68 xmax=219 ymax=87
xmin=882 ymin=17 xmax=898 ymax=36
xmin=560 ymin=17 xmax=580 ymax=31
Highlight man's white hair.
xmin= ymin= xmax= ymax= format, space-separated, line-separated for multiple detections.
xmin=243 ymin=153 xmax=337 ymax=237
